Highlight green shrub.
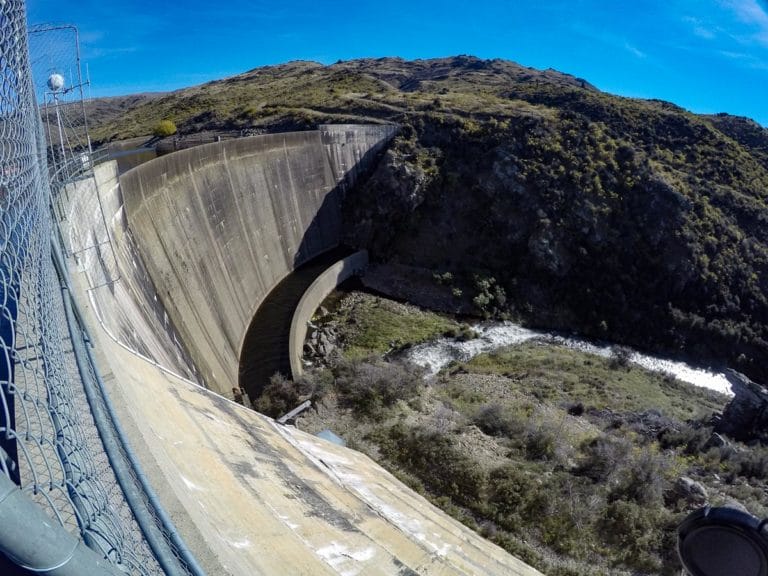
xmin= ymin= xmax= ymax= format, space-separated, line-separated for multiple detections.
xmin=444 ymin=323 xmax=478 ymax=341
xmin=658 ymin=424 xmax=712 ymax=455
xmin=576 ymin=435 xmax=632 ymax=481
xmin=608 ymin=345 xmax=632 ymax=369
xmin=254 ymin=369 xmax=331 ymax=418
xmin=600 ymin=501 xmax=666 ymax=572
xmin=487 ymin=464 xmax=536 ymax=530
xmin=488 ymin=530 xmax=544 ymax=570
xmin=525 ymin=425 xmax=558 ymax=460
xmin=253 ymin=373 xmax=306 ymax=418
xmin=432 ymin=271 xmax=453 ymax=284
xmin=474 ymin=404 xmax=525 ymax=438
xmin=471 ymin=274 xmax=507 ymax=317
xmin=380 ymin=425 xmax=487 ymax=509
xmin=609 ymin=447 xmax=668 ymax=506
xmin=300 ymin=368 xmax=334 ymax=402
xmin=730 ymin=446 xmax=768 ymax=480
xmin=334 ymin=358 xmax=421 ymax=419
xmin=153 ymin=119 xmax=177 ymax=137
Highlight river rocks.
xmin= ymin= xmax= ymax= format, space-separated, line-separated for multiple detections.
xmin=304 ymin=321 xmax=341 ymax=366
xmin=716 ymin=369 xmax=768 ymax=443
xmin=527 ymin=220 xmax=571 ymax=277
xmin=584 ymin=408 xmax=676 ymax=439
xmin=361 ymin=263 xmax=474 ymax=315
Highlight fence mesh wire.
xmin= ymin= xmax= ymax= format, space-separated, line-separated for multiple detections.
xmin=0 ymin=3 xmax=196 ymax=575
xmin=28 ymin=23 xmax=91 ymax=180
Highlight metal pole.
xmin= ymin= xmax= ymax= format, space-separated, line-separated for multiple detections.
xmin=0 ymin=301 xmax=19 ymax=487
xmin=0 ymin=219 xmax=19 ymax=486
xmin=0 ymin=474 xmax=122 ymax=576
xmin=53 ymin=93 xmax=67 ymax=180
xmin=43 ymin=92 xmax=58 ymax=178
xmin=73 ymin=26 xmax=92 ymax=156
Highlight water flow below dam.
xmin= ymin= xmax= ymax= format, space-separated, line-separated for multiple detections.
xmin=404 ymin=321 xmax=733 ymax=395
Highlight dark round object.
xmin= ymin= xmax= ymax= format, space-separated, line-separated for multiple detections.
xmin=678 ymin=506 xmax=768 ymax=576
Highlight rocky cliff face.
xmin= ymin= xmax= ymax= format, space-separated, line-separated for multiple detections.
xmin=343 ymin=93 xmax=768 ymax=383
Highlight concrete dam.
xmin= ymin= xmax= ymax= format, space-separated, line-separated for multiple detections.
xmin=64 ymin=125 xmax=540 ymax=575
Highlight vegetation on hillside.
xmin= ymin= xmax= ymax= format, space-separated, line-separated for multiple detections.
xmin=258 ymin=290 xmax=766 ymax=575
xmin=346 ymin=95 xmax=768 ymax=383
xmin=86 ymin=56 xmax=590 ymax=142
xmin=88 ymin=55 xmax=768 ymax=384
xmin=319 ymin=291 xmax=464 ymax=359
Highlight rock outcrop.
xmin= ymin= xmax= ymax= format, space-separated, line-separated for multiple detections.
xmin=716 ymin=369 xmax=768 ymax=442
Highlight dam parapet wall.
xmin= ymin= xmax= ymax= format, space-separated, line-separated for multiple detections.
xmin=63 ymin=161 xmax=199 ymax=381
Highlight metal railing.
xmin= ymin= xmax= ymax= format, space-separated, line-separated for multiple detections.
xmin=0 ymin=3 xmax=204 ymax=575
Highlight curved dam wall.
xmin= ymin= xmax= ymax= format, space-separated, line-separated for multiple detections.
xmin=60 ymin=133 xmax=540 ymax=575
xmin=62 ymin=161 xmax=199 ymax=382
xmin=121 ymin=125 xmax=397 ymax=395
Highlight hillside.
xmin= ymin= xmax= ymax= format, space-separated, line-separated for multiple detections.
xmin=85 ymin=56 xmax=593 ymax=141
xmin=87 ymin=55 xmax=768 ymax=384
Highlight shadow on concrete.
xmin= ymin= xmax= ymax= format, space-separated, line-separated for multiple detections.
xmin=237 ymin=137 xmax=389 ymax=403
xmin=238 ymin=245 xmax=353 ymax=402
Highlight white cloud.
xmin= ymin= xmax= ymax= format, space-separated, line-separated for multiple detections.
xmin=682 ymin=16 xmax=717 ymax=39
xmin=624 ymin=42 xmax=647 ymax=58
xmin=570 ymin=23 xmax=649 ymax=59
xmin=720 ymin=0 xmax=768 ymax=45
xmin=718 ymin=48 xmax=768 ymax=68
xmin=85 ymin=46 xmax=139 ymax=61
xmin=694 ymin=25 xmax=717 ymax=39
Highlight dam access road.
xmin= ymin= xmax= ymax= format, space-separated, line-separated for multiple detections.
xmin=62 ymin=125 xmax=541 ymax=575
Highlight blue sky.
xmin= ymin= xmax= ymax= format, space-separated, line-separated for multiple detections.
xmin=26 ymin=0 xmax=768 ymax=126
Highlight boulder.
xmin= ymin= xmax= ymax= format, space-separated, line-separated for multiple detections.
xmin=716 ymin=370 xmax=768 ymax=442
xmin=702 ymin=432 xmax=729 ymax=451
xmin=674 ymin=476 xmax=708 ymax=505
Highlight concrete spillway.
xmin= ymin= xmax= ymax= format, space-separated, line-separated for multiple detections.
xmin=64 ymin=126 xmax=540 ymax=575
xmin=238 ymin=245 xmax=353 ymax=401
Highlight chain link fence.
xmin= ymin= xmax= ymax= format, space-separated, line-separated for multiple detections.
xmin=1 ymin=3 xmax=203 ymax=575
xmin=28 ymin=22 xmax=91 ymax=179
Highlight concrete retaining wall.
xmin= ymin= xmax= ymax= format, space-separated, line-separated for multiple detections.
xmin=289 ymin=250 xmax=369 ymax=378
xmin=121 ymin=125 xmax=396 ymax=394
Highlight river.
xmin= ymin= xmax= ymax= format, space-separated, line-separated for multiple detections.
xmin=403 ymin=321 xmax=733 ymax=396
